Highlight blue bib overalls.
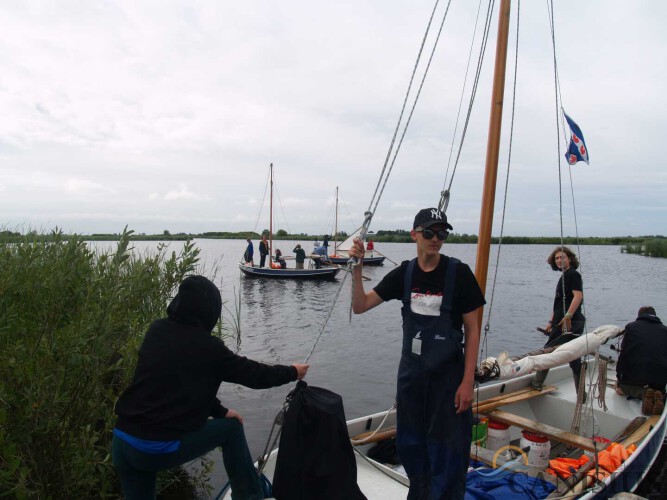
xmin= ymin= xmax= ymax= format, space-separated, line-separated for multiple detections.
xmin=396 ymin=258 xmax=472 ymax=500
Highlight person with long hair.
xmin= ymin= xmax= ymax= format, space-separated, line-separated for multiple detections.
xmin=531 ymin=246 xmax=586 ymax=396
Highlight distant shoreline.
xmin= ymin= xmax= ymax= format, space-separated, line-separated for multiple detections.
xmin=2 ymin=229 xmax=664 ymax=246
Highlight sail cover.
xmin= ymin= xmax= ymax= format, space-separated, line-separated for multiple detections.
xmin=480 ymin=325 xmax=621 ymax=380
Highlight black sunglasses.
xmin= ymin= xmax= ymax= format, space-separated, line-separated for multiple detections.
xmin=416 ymin=228 xmax=448 ymax=241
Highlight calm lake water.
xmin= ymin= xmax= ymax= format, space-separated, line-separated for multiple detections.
xmin=121 ymin=239 xmax=667 ymax=494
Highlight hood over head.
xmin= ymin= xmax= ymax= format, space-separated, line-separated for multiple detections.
xmin=167 ymin=275 xmax=222 ymax=332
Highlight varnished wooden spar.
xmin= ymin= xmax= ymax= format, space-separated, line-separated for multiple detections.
xmin=474 ymin=0 xmax=512 ymax=327
xmin=350 ymin=385 xmax=558 ymax=445
xmin=482 ymin=410 xmax=598 ymax=452
xmin=474 ymin=386 xmax=557 ymax=414
xmin=350 ymin=427 xmax=397 ymax=445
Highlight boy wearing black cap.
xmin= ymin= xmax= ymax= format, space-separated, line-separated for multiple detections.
xmin=349 ymin=208 xmax=485 ymax=499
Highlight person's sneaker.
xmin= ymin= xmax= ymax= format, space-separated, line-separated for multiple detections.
xmin=642 ymin=388 xmax=655 ymax=415
xmin=653 ymin=391 xmax=665 ymax=415
xmin=530 ymin=381 xmax=543 ymax=391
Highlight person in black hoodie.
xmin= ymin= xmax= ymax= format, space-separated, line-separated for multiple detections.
xmin=616 ymin=306 xmax=667 ymax=401
xmin=112 ymin=275 xmax=309 ymax=499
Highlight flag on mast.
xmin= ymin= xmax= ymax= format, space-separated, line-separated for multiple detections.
xmin=563 ymin=112 xmax=589 ymax=165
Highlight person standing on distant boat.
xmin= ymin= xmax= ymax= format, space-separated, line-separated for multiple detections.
xmin=366 ymin=239 xmax=374 ymax=257
xmin=112 ymin=275 xmax=309 ymax=500
xmin=349 ymin=208 xmax=485 ymax=500
xmin=258 ymin=234 xmax=269 ymax=268
xmin=293 ymin=244 xmax=306 ymax=270
xmin=322 ymin=235 xmax=330 ymax=259
xmin=243 ymin=238 xmax=254 ymax=267
xmin=531 ymin=246 xmax=586 ymax=395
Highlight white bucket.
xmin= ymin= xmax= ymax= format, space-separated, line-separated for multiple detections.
xmin=486 ymin=420 xmax=510 ymax=452
xmin=519 ymin=431 xmax=551 ymax=468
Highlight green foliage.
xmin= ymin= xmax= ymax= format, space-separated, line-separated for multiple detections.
xmin=0 ymin=228 xmax=214 ymax=498
xmin=622 ymin=238 xmax=667 ymax=258
xmin=275 ymin=229 xmax=288 ymax=237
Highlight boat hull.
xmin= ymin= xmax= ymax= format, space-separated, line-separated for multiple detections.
xmin=238 ymin=262 xmax=341 ymax=280
xmin=221 ymin=362 xmax=665 ymax=499
xmin=328 ymin=255 xmax=386 ymax=266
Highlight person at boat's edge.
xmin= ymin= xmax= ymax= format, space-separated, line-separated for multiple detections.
xmin=274 ymin=248 xmax=287 ymax=269
xmin=531 ymin=246 xmax=586 ymax=397
xmin=244 ymin=237 xmax=255 ymax=267
xmin=323 ymin=234 xmax=330 ymax=258
xmin=349 ymin=207 xmax=486 ymax=500
xmin=259 ymin=234 xmax=269 ymax=268
xmin=615 ymin=306 xmax=667 ymax=415
xmin=112 ymin=275 xmax=309 ymax=500
xmin=293 ymin=244 xmax=306 ymax=269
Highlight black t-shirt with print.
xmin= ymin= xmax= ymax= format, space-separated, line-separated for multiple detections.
xmin=374 ymin=255 xmax=486 ymax=331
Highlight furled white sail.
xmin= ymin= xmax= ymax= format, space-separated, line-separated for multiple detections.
xmin=479 ymin=324 xmax=622 ymax=380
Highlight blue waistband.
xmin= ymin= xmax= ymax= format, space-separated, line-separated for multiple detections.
xmin=113 ymin=428 xmax=180 ymax=454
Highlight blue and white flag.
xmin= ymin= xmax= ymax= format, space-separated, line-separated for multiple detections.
xmin=564 ymin=112 xmax=589 ymax=165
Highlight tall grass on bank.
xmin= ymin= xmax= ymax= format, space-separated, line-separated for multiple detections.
xmin=0 ymin=228 xmax=220 ymax=498
xmin=621 ymin=239 xmax=667 ymax=258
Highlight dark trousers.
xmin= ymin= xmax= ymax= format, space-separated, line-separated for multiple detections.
xmin=396 ymin=357 xmax=471 ymax=500
xmin=112 ymin=418 xmax=263 ymax=500
xmin=259 ymin=254 xmax=267 ymax=268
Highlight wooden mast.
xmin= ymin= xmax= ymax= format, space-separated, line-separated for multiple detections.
xmin=269 ymin=163 xmax=274 ymax=261
xmin=475 ymin=0 xmax=512 ymax=326
xmin=334 ymin=186 xmax=339 ymax=255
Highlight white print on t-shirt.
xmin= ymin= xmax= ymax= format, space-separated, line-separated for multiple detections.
xmin=410 ymin=289 xmax=443 ymax=316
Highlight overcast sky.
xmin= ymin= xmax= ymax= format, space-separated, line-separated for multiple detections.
xmin=1 ymin=1 xmax=665 ymax=237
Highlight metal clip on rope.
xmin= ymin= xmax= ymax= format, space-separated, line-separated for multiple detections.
xmin=349 ymin=211 xmax=374 ymax=267
xmin=438 ymin=190 xmax=450 ymax=214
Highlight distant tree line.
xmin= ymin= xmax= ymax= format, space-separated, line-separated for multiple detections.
xmin=2 ymin=229 xmax=665 ymax=249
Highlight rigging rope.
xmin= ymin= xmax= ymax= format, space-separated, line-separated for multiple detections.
xmin=440 ymin=0 xmax=496 ymax=212
xmin=249 ymin=168 xmax=271 ymax=239
xmin=546 ymin=0 xmax=601 ymax=439
xmin=366 ymin=0 xmax=442 ymax=217
xmin=370 ymin=0 xmax=455 ymax=222
xmin=443 ymin=0 xmax=486 ymax=189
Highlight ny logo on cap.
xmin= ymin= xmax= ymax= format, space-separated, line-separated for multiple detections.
xmin=431 ymin=209 xmax=442 ymax=220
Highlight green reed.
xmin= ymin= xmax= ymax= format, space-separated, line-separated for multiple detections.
xmin=0 ymin=228 xmax=227 ymax=498
xmin=621 ymin=238 xmax=667 ymax=258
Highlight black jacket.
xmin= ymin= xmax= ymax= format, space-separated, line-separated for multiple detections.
xmin=617 ymin=314 xmax=667 ymax=390
xmin=115 ymin=275 xmax=297 ymax=440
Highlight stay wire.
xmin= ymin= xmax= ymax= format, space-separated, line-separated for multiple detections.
xmin=443 ymin=0 xmax=486 ymax=188
xmin=303 ymin=264 xmax=351 ymax=365
xmin=370 ymin=0 xmax=455 ymax=219
xmin=254 ymin=261 xmax=353 ymax=482
xmin=547 ymin=8 xmax=587 ymax=335
xmin=547 ymin=0 xmax=568 ymax=325
xmin=443 ymin=0 xmax=496 ymax=200
xmin=367 ymin=0 xmax=442 ymax=214
xmin=250 ymin=169 xmax=271 ymax=238
xmin=547 ymin=0 xmax=597 ymax=458
xmin=272 ymin=179 xmax=298 ymax=249
xmin=547 ymin=1 xmax=587 ymax=327
xmin=481 ymin=0 xmax=520 ymax=360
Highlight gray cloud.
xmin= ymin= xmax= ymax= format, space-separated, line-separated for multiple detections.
xmin=1 ymin=1 xmax=666 ymax=236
